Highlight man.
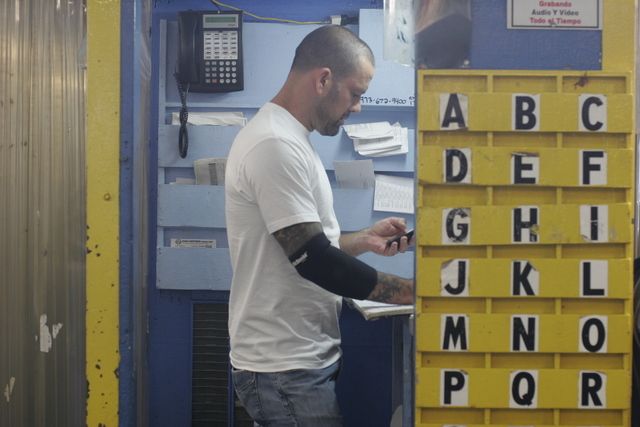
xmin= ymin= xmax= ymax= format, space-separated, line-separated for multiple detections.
xmin=225 ymin=25 xmax=414 ymax=426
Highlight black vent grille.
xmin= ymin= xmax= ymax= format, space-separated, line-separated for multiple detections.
xmin=191 ymin=303 xmax=253 ymax=427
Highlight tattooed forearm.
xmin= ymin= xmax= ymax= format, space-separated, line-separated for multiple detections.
xmin=338 ymin=228 xmax=369 ymax=256
xmin=272 ymin=222 xmax=323 ymax=257
xmin=367 ymin=272 xmax=414 ymax=304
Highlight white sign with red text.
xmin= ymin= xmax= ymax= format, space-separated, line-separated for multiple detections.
xmin=507 ymin=0 xmax=602 ymax=30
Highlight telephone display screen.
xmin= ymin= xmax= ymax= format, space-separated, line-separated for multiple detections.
xmin=203 ymin=14 xmax=238 ymax=28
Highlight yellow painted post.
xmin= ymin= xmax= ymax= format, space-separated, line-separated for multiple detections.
xmin=415 ymin=2 xmax=636 ymax=426
xmin=86 ymin=0 xmax=120 ymax=425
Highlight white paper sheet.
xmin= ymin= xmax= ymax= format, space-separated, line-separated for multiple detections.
xmin=373 ymin=174 xmax=414 ymax=214
xmin=345 ymin=122 xmax=409 ymax=158
xmin=348 ymin=298 xmax=413 ymax=320
xmin=353 ymin=135 xmax=400 ymax=152
xmin=170 ymin=238 xmax=216 ymax=248
xmin=356 ymin=126 xmax=408 ymax=157
xmin=333 ymin=160 xmax=375 ymax=189
xmin=342 ymin=121 xmax=394 ymax=139
xmin=194 ymin=157 xmax=227 ymax=185
xmin=171 ymin=111 xmax=247 ymax=126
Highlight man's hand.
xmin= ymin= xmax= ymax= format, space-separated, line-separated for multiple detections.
xmin=368 ymin=217 xmax=413 ymax=255
xmin=340 ymin=217 xmax=414 ymax=257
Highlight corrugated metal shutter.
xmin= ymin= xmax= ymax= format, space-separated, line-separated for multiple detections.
xmin=0 ymin=1 xmax=86 ymax=425
xmin=192 ymin=303 xmax=253 ymax=427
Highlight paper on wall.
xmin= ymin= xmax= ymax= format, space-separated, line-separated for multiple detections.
xmin=373 ymin=174 xmax=414 ymax=214
xmin=342 ymin=121 xmax=394 ymax=139
xmin=355 ymin=125 xmax=408 ymax=157
xmin=344 ymin=122 xmax=409 ymax=157
xmin=194 ymin=157 xmax=227 ymax=185
xmin=170 ymin=238 xmax=216 ymax=248
xmin=171 ymin=111 xmax=246 ymax=126
xmin=333 ymin=160 xmax=375 ymax=189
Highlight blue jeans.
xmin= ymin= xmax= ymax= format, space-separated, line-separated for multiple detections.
xmin=232 ymin=360 xmax=342 ymax=427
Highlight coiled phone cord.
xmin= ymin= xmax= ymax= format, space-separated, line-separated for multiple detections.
xmin=174 ymin=72 xmax=190 ymax=158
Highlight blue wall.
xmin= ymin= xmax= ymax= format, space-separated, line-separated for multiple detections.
xmin=469 ymin=0 xmax=601 ymax=70
xmin=152 ymin=0 xmax=383 ymax=21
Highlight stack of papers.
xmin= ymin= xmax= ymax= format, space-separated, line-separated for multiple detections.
xmin=347 ymin=298 xmax=413 ymax=320
xmin=171 ymin=111 xmax=246 ymax=126
xmin=342 ymin=121 xmax=409 ymax=157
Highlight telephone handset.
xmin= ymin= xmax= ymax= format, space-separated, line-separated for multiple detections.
xmin=177 ymin=10 xmax=244 ymax=93
xmin=174 ymin=11 xmax=244 ymax=158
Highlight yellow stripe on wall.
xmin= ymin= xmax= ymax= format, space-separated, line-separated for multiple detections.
xmin=86 ymin=0 xmax=120 ymax=425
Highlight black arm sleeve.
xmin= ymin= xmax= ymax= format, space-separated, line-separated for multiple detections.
xmin=288 ymin=232 xmax=377 ymax=299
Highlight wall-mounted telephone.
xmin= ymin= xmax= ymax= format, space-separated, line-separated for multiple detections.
xmin=177 ymin=10 xmax=244 ymax=93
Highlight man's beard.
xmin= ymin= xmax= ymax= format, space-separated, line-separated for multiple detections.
xmin=315 ymin=89 xmax=345 ymax=136
xmin=317 ymin=119 xmax=342 ymax=136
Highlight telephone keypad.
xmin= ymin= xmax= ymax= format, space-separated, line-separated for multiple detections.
xmin=201 ymin=29 xmax=241 ymax=89
xmin=203 ymin=57 xmax=239 ymax=87
xmin=178 ymin=11 xmax=242 ymax=92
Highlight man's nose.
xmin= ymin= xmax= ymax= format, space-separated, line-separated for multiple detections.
xmin=350 ymin=100 xmax=362 ymax=113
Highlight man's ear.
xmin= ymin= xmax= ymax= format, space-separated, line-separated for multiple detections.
xmin=314 ymin=67 xmax=332 ymax=94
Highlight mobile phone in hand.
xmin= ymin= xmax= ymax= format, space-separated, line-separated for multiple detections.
xmin=386 ymin=229 xmax=414 ymax=248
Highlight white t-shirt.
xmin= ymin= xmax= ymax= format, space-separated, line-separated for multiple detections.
xmin=225 ymin=102 xmax=342 ymax=372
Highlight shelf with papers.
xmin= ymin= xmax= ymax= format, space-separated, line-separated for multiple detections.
xmin=157 ymin=184 xmax=413 ymax=232
xmin=158 ymin=124 xmax=414 ymax=172
xmin=311 ymin=128 xmax=415 ymax=173
xmin=158 ymin=124 xmax=238 ymax=167
xmin=163 ymin=101 xmax=416 ymax=112
xmin=155 ymin=12 xmax=416 ymax=299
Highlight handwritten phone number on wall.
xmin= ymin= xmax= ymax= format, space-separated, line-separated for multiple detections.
xmin=361 ymin=96 xmax=415 ymax=106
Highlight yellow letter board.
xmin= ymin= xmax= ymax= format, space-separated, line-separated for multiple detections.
xmin=415 ymin=2 xmax=636 ymax=426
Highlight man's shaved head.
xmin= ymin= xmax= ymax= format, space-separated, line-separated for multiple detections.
xmin=291 ymin=25 xmax=374 ymax=79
